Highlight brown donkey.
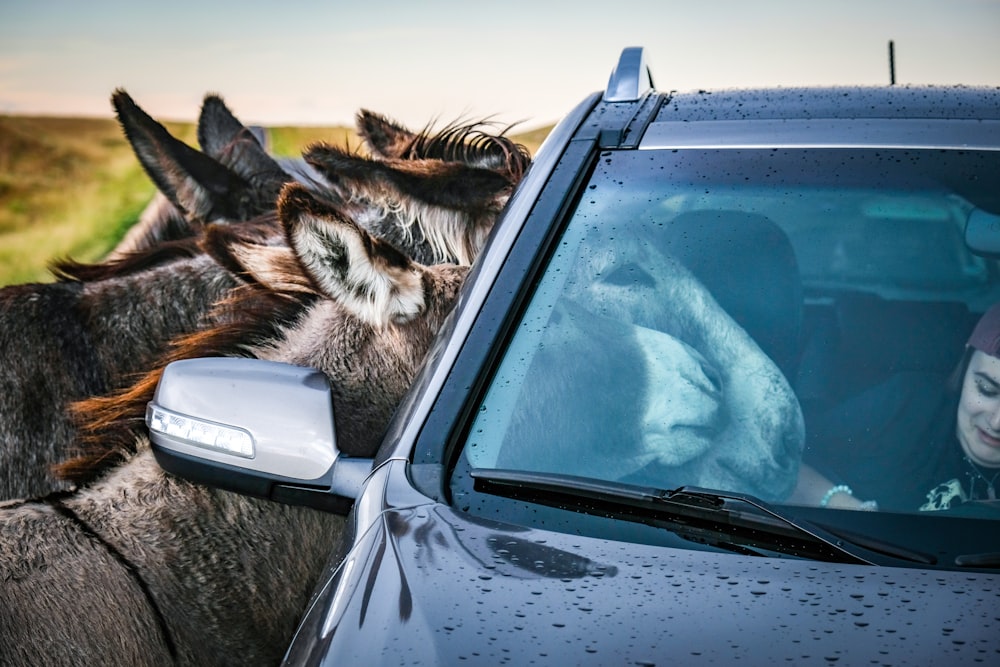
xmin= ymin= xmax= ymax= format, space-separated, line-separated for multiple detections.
xmin=0 ymin=183 xmax=469 ymax=665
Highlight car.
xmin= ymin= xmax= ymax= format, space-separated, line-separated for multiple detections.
xmin=147 ymin=47 xmax=1000 ymax=664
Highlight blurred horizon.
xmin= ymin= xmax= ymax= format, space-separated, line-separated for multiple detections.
xmin=2 ymin=0 xmax=999 ymax=132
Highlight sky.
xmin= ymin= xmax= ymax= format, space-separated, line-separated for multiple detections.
xmin=1 ymin=0 xmax=999 ymax=133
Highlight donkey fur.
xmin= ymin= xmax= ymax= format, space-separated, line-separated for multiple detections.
xmin=0 ymin=183 xmax=469 ymax=666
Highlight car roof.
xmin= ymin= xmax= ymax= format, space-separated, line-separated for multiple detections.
xmin=657 ymin=85 xmax=1000 ymax=122
xmin=592 ymin=48 xmax=1000 ymax=152
xmin=642 ymin=86 xmax=1000 ymax=150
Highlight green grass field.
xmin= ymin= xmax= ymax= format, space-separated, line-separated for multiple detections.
xmin=0 ymin=115 xmax=549 ymax=287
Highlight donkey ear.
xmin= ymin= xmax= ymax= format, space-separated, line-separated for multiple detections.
xmin=112 ymin=88 xmax=245 ymax=223
xmin=277 ymin=183 xmax=426 ymax=326
xmin=196 ymin=94 xmax=290 ymax=218
xmin=197 ymin=93 xmax=265 ymax=156
xmin=202 ymin=223 xmax=314 ymax=293
xmin=355 ymin=109 xmax=418 ymax=159
xmin=303 ymin=143 xmax=513 ymax=213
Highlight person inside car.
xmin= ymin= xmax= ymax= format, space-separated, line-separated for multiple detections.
xmin=795 ymin=303 xmax=1000 ymax=513
xmin=918 ymin=302 xmax=1000 ymax=510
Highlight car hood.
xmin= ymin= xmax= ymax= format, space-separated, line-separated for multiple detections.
xmin=285 ymin=501 xmax=998 ymax=665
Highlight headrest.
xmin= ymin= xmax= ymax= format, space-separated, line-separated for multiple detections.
xmin=655 ymin=209 xmax=803 ymax=378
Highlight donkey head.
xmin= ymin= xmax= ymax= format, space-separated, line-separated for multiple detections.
xmin=302 ymin=143 xmax=513 ymax=265
xmin=222 ymin=182 xmax=470 ymax=455
xmin=302 ymin=111 xmax=531 ymax=267
xmin=105 ymin=90 xmax=295 ymax=257
xmin=119 ymin=89 xmax=290 ymax=225
xmin=55 ymin=91 xmax=297 ymax=282
xmin=493 ymin=225 xmax=805 ymax=503
xmin=563 ymin=230 xmax=805 ymax=501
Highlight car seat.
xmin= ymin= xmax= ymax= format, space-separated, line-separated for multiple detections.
xmin=656 ymin=209 xmax=804 ymax=382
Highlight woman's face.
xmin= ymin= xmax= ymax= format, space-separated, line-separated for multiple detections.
xmin=956 ymin=349 xmax=1000 ymax=468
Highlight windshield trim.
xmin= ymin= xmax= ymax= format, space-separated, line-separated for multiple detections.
xmin=641 ymin=118 xmax=1000 ymax=151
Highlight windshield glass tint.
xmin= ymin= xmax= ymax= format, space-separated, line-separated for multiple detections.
xmin=463 ymin=148 xmax=1000 ymax=519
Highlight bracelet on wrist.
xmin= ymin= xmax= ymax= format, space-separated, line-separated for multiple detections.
xmin=820 ymin=484 xmax=853 ymax=507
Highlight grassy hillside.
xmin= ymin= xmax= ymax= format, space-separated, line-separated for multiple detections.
xmin=0 ymin=115 xmax=549 ymax=287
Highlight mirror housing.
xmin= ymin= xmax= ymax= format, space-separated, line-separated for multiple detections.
xmin=146 ymin=357 xmax=372 ymax=514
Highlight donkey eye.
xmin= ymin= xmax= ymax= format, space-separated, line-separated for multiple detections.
xmin=603 ymin=263 xmax=656 ymax=288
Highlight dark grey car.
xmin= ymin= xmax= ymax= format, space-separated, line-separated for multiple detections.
xmin=150 ymin=47 xmax=1000 ymax=664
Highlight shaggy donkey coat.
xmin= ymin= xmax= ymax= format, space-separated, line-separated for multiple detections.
xmin=0 ymin=183 xmax=469 ymax=666
xmin=0 ymin=91 xmax=523 ymax=500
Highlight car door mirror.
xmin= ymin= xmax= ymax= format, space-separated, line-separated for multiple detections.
xmin=146 ymin=357 xmax=372 ymax=514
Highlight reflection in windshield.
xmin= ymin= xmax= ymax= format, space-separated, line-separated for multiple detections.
xmin=465 ymin=148 xmax=1000 ymax=520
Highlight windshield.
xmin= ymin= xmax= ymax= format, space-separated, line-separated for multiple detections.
xmin=457 ymin=147 xmax=1000 ymax=540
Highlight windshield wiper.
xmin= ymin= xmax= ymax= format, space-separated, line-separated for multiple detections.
xmin=471 ymin=468 xmax=906 ymax=566
xmin=954 ymin=552 xmax=1000 ymax=569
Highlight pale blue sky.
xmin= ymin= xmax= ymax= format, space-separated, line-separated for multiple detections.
xmin=1 ymin=0 xmax=998 ymax=131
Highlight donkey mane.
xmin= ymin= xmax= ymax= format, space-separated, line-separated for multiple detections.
xmin=55 ymin=272 xmax=317 ymax=483
xmin=360 ymin=111 xmax=532 ymax=182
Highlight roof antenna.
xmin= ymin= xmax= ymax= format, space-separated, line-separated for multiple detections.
xmin=888 ymin=40 xmax=896 ymax=85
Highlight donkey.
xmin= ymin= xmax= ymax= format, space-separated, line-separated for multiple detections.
xmin=51 ymin=89 xmax=297 ymax=286
xmin=492 ymin=224 xmax=805 ymax=502
xmin=0 ymin=92 xmax=296 ymax=500
xmin=0 ymin=183 xmax=470 ymax=666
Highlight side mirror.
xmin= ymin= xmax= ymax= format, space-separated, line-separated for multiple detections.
xmin=966 ymin=208 xmax=1000 ymax=258
xmin=146 ymin=357 xmax=372 ymax=513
